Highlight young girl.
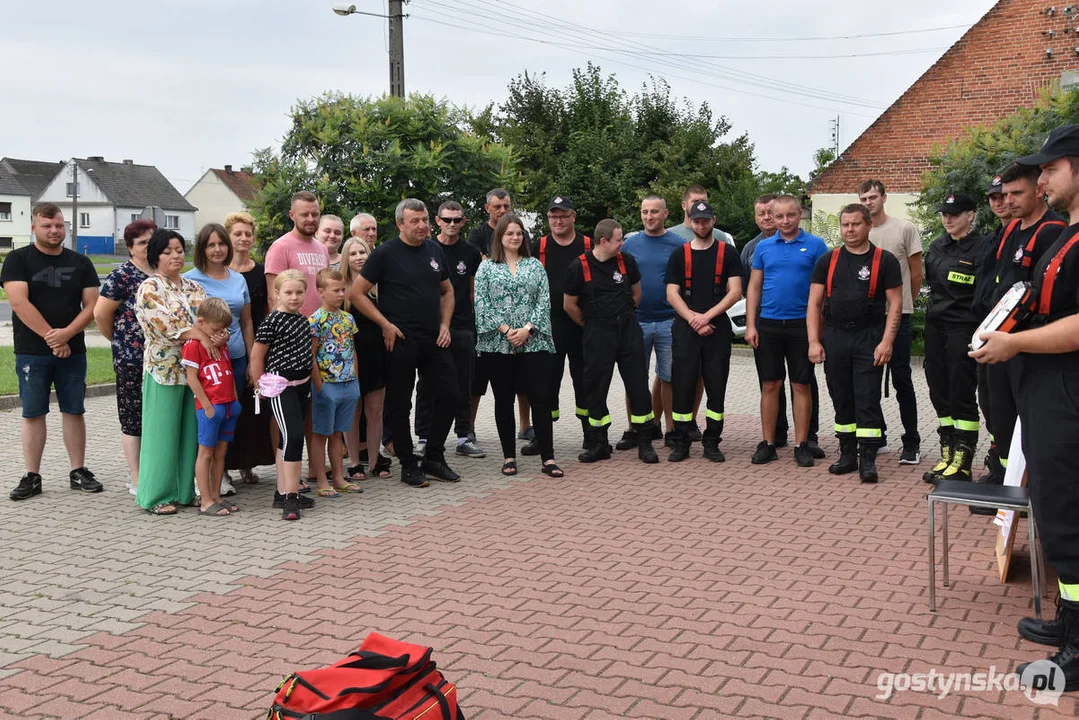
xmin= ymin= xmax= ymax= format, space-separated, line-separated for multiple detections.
xmin=250 ymin=269 xmax=315 ymax=520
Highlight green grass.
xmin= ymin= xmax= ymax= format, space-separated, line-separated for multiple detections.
xmin=0 ymin=347 xmax=115 ymax=395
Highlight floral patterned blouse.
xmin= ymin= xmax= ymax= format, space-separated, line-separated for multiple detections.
xmin=135 ymin=275 xmax=207 ymax=386
xmin=99 ymin=261 xmax=149 ymax=366
xmin=474 ymin=257 xmax=555 ymax=354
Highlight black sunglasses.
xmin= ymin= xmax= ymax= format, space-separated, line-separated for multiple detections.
xmin=438 ymin=216 xmax=465 ymax=224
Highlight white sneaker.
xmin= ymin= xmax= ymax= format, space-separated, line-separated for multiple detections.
xmin=877 ymin=444 xmax=894 ymax=455
xmin=220 ymin=476 xmax=237 ymax=497
xmin=414 ymin=439 xmax=427 ymax=458
xmin=126 ymin=481 xmax=137 ymax=496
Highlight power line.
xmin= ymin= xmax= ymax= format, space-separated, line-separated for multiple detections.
xmin=676 ymin=47 xmax=948 ymax=60
xmin=615 ymin=23 xmax=972 ymax=42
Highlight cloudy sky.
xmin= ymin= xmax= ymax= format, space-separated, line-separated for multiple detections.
xmin=2 ymin=0 xmax=996 ymax=194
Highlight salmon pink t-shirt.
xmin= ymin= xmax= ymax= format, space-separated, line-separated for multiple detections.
xmin=265 ymin=231 xmax=329 ymax=316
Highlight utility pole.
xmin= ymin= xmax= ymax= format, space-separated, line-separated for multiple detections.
xmin=70 ymin=160 xmax=79 ymax=252
xmin=830 ymin=115 xmax=840 ymax=158
xmin=388 ymin=0 xmax=405 ymax=97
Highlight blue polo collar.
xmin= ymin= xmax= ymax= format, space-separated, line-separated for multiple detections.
xmin=770 ymin=229 xmax=806 ymax=244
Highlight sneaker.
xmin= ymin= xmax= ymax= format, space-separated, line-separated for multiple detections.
xmin=273 ymin=491 xmax=315 ymax=509
xmin=614 ymin=429 xmax=637 ymax=451
xmin=220 ymin=476 xmax=237 ymax=497
xmin=69 ymin=467 xmax=103 ymax=493
xmin=10 ymin=472 xmax=42 ymax=501
xmin=518 ymin=426 xmax=535 ymax=441
xmin=127 ymin=482 xmax=138 ymax=497
xmin=422 ymin=459 xmax=460 ymax=483
xmin=688 ymin=425 xmax=702 ymax=442
xmin=899 ymin=445 xmax=921 ymax=465
xmin=456 ymin=439 xmax=486 ymax=458
xmin=876 ymin=444 xmax=893 ymax=455
xmin=281 ymin=493 xmax=301 ymax=521
xmin=794 ymin=443 xmax=815 ymax=468
xmin=751 ymin=441 xmax=777 ymax=465
xmin=414 ymin=439 xmax=427 ymax=458
xmin=805 ymin=439 xmax=826 ymax=459
xmin=402 ymin=466 xmax=430 ymax=488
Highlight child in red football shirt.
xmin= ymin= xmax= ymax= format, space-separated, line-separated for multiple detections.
xmin=182 ymin=298 xmax=242 ymax=517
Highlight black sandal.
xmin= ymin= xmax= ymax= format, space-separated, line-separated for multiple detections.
xmin=501 ymin=460 xmax=517 ymax=476
xmin=541 ymin=462 xmax=564 ymax=478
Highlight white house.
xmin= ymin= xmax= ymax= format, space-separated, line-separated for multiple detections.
xmin=36 ymin=156 xmax=197 ymax=253
xmin=184 ymin=165 xmax=259 ymax=229
xmin=0 ymin=158 xmax=65 ymax=249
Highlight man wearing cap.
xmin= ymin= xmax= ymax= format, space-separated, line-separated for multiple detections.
xmin=807 ymin=203 xmax=903 ymax=483
xmin=745 ymin=194 xmax=830 ymax=467
xmin=564 ymin=219 xmax=659 ymax=465
xmin=619 ymin=194 xmax=686 ymax=450
xmin=528 ymin=196 xmax=592 ymax=451
xmin=857 ymin=180 xmax=923 ymax=465
xmin=921 ymin=191 xmax=985 ymax=484
xmin=971 ymin=123 xmax=1079 ymax=691
xmin=664 ymin=200 xmax=743 ymax=462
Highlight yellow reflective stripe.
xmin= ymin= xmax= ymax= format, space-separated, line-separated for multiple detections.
xmin=672 ymin=412 xmax=694 ymax=422
xmin=575 ymin=407 xmax=589 ymax=417
xmin=954 ymin=419 xmax=980 ymax=431
xmin=856 ymin=428 xmax=883 ymax=438
xmin=947 ymin=271 xmax=975 ymax=285
xmin=835 ymin=423 xmax=857 ymax=433
xmin=550 ymin=409 xmax=561 ymax=420
xmin=629 ymin=411 xmax=655 ymax=424
xmin=988 ymin=433 xmax=995 ymax=442
xmin=589 ymin=415 xmax=611 ymax=427
xmin=1000 ymin=457 xmax=1009 ymax=468
xmin=938 ymin=416 xmax=954 ymax=427
xmin=705 ymin=410 xmax=724 ymax=421
xmin=1061 ymin=581 xmax=1079 ymax=602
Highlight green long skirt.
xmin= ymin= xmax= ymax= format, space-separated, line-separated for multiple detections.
xmin=135 ymin=374 xmax=197 ymax=510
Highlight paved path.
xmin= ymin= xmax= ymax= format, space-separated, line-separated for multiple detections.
xmin=0 ymin=356 xmax=1070 ymax=719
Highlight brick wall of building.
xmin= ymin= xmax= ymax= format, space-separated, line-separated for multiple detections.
xmin=811 ymin=0 xmax=1079 ymax=195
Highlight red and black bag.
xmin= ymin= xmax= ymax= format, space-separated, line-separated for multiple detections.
xmin=268 ymin=633 xmax=463 ymax=720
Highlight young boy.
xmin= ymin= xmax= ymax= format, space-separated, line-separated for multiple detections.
xmin=310 ymin=269 xmax=362 ymax=496
xmin=182 ymin=298 xmax=242 ymax=517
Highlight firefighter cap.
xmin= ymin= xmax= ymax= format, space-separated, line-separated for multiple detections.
xmin=937 ymin=192 xmax=976 ymax=214
xmin=548 ymin=196 xmax=575 ymax=212
xmin=687 ymin=200 xmax=715 ymax=220
xmin=985 ymin=174 xmax=1005 ymax=196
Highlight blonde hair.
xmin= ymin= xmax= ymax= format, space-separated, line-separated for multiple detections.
xmin=197 ymin=296 xmax=233 ymax=325
xmin=340 ymin=237 xmax=372 ymax=311
xmin=273 ymin=268 xmax=308 ymax=291
xmin=224 ymin=211 xmax=255 ymax=233
xmin=316 ymin=268 xmax=344 ymax=289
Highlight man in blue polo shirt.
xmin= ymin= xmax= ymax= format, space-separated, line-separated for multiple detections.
xmin=745 ymin=194 xmax=829 ymax=467
xmin=619 ymin=194 xmax=686 ymax=449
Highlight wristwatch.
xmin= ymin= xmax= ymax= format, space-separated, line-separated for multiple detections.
xmin=527 ymin=325 xmax=537 ymax=336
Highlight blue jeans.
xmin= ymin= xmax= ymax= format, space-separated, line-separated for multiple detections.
xmin=16 ymin=352 xmax=87 ymax=418
xmin=639 ymin=319 xmax=673 ymax=382
xmin=888 ymin=314 xmax=920 ymax=447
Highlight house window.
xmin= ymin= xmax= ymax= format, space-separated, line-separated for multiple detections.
xmin=130 ymin=213 xmax=141 ymax=224
xmin=164 ymin=215 xmax=180 ymax=229
xmin=0 ymin=202 xmax=11 ymax=221
xmin=66 ymin=182 xmax=79 ymax=197
xmin=79 ymin=213 xmax=91 ymax=228
xmin=0 ymin=237 xmax=12 ymax=249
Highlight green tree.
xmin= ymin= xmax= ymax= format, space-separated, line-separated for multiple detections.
xmin=809 ymin=147 xmax=837 ymax=181
xmin=483 ymin=64 xmax=764 ymax=243
xmin=249 ymin=93 xmax=521 ymax=250
xmin=915 ymin=88 xmax=1079 ymax=242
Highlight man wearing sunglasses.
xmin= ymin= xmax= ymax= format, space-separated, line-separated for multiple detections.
xmin=415 ymin=201 xmax=486 ymax=460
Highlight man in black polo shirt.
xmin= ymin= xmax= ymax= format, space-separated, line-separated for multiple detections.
xmin=415 ymin=200 xmax=485 ymax=459
xmin=564 ymin=219 xmax=659 ymax=465
xmin=807 ymin=204 xmax=903 ymax=483
xmin=351 ymin=198 xmax=460 ymax=488
xmin=529 ymin=196 xmax=591 ymax=451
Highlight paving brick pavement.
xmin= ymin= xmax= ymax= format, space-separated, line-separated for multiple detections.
xmin=0 ymin=352 xmax=1074 ymax=718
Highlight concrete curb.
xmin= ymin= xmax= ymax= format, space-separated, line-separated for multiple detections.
xmin=0 ymin=383 xmax=117 ymax=412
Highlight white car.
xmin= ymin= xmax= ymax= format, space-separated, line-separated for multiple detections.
xmin=726 ymin=297 xmax=747 ymax=338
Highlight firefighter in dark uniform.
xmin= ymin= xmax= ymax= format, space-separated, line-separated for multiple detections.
xmin=922 ymin=191 xmax=985 ymax=484
xmin=564 ymin=219 xmax=659 ymax=465
xmin=972 ymin=124 xmax=1079 ymax=691
xmin=529 ymin=196 xmax=591 ymax=450
xmin=969 ymin=164 xmax=1065 ymax=515
xmin=664 ymin=201 xmax=743 ymax=462
xmin=807 ymin=204 xmax=903 ymax=483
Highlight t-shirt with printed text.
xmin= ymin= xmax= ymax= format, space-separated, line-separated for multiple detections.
xmin=264 ymin=231 xmax=329 ymax=317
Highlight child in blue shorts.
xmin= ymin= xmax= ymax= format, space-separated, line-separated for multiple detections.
xmin=182 ymin=298 xmax=242 ymax=517
xmin=310 ymin=269 xmax=362 ymax=496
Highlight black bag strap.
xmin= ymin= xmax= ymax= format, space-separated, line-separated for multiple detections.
xmin=339 ymin=651 xmax=412 ymax=671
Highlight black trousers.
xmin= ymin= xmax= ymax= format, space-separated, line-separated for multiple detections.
xmin=923 ymin=321 xmax=980 ymax=445
xmin=982 ymin=360 xmax=1020 ymax=462
xmin=888 ymin=314 xmax=920 ymax=447
xmin=1019 ymin=353 xmax=1079 ymax=595
xmin=269 ymin=383 xmax=310 ymax=463
xmin=671 ymin=320 xmax=731 ymax=444
xmin=415 ymin=328 xmax=474 ymax=441
xmin=582 ymin=314 xmax=654 ymax=430
xmin=549 ymin=313 xmax=588 ymax=424
xmin=822 ymin=324 xmax=886 ymax=447
xmin=751 ymin=348 xmax=820 ymax=441
xmin=384 ymin=337 xmax=457 ymax=469
xmin=488 ymin=351 xmax=556 ymax=461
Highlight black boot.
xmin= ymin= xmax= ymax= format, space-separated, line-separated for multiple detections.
xmin=614 ymin=428 xmax=637 ymax=451
xmin=638 ymin=431 xmax=659 ymax=464
xmin=1017 ymin=599 xmax=1079 ymax=693
xmin=578 ymin=426 xmax=612 ymax=463
xmin=701 ymin=442 xmax=725 ymax=463
xmin=858 ymin=444 xmax=879 ymax=483
xmin=971 ymin=448 xmax=1006 ymax=515
xmin=580 ymin=416 xmax=591 ymax=450
xmin=668 ymin=430 xmax=691 ymax=462
xmin=1020 ymin=596 xmax=1065 ymax=647
xmin=829 ymin=437 xmax=858 ymax=475
xmin=923 ymin=430 xmax=954 ymax=485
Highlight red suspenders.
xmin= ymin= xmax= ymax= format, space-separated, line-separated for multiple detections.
xmin=682 ymin=241 xmax=726 ymax=291
xmin=1038 ymin=234 xmax=1079 ymax=315
xmin=579 ymin=251 xmax=625 ymax=283
xmin=540 ymin=235 xmax=591 ymax=267
xmin=997 ymin=219 xmax=1066 ymax=268
xmin=826 ymin=246 xmax=883 ymax=299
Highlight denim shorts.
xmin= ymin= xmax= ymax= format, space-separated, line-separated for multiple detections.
xmin=639 ymin=319 xmax=673 ymax=382
xmin=16 ymin=352 xmax=87 ymax=419
xmin=196 ymin=400 xmax=242 ymax=447
xmin=312 ymin=378 xmax=361 ymax=435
